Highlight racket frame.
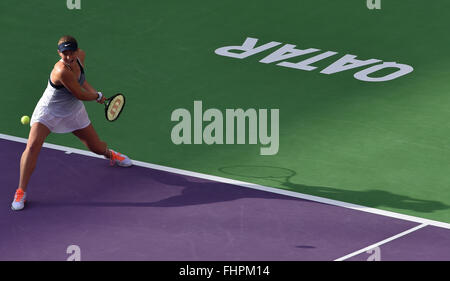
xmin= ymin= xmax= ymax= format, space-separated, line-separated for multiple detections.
xmin=104 ymin=93 xmax=126 ymax=122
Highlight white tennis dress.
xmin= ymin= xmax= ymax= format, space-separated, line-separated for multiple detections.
xmin=30 ymin=58 xmax=90 ymax=133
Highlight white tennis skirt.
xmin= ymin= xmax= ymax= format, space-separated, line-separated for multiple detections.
xmin=30 ymin=103 xmax=91 ymax=133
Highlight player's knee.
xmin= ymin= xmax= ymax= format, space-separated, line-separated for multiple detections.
xmin=26 ymin=140 xmax=44 ymax=155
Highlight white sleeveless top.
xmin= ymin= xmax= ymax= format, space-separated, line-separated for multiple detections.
xmin=37 ymin=58 xmax=86 ymax=117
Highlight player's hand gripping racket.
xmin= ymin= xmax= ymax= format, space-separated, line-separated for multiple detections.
xmin=104 ymin=93 xmax=126 ymax=122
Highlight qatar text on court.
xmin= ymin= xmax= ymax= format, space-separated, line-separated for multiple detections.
xmin=367 ymin=0 xmax=381 ymax=10
xmin=171 ymin=100 xmax=279 ymax=156
xmin=66 ymin=0 xmax=81 ymax=10
xmin=215 ymin=37 xmax=412 ymax=82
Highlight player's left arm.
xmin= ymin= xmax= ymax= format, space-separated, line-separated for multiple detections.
xmin=81 ymin=80 xmax=98 ymax=95
xmin=78 ymin=49 xmax=106 ymax=103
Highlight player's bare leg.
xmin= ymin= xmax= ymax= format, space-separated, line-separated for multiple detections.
xmin=72 ymin=123 xmax=109 ymax=157
xmin=18 ymin=122 xmax=51 ymax=193
xmin=12 ymin=122 xmax=51 ymax=210
xmin=72 ymin=124 xmax=132 ymax=167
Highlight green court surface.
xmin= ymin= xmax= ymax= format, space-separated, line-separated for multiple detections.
xmin=1 ymin=0 xmax=450 ymax=223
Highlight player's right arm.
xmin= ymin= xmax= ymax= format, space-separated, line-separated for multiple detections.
xmin=53 ymin=65 xmax=99 ymax=101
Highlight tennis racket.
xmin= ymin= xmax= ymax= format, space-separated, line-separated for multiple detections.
xmin=104 ymin=93 xmax=126 ymax=122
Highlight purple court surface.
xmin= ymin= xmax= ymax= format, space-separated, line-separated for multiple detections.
xmin=0 ymin=138 xmax=449 ymax=261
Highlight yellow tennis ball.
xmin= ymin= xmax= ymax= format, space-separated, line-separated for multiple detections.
xmin=21 ymin=115 xmax=30 ymax=125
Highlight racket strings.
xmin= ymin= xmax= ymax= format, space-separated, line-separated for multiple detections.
xmin=106 ymin=94 xmax=125 ymax=121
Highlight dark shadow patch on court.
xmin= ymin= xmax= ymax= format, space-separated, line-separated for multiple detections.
xmin=218 ymin=165 xmax=450 ymax=214
xmin=29 ymin=167 xmax=306 ymax=209
xmin=296 ymin=245 xmax=316 ymax=249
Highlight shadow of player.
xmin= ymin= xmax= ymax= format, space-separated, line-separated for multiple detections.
xmin=218 ymin=165 xmax=450 ymax=214
xmin=30 ymin=167 xmax=302 ymax=209
xmin=31 ymin=165 xmax=449 ymax=214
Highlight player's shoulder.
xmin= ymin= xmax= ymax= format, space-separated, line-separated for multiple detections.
xmin=52 ymin=61 xmax=71 ymax=78
xmin=53 ymin=60 xmax=67 ymax=72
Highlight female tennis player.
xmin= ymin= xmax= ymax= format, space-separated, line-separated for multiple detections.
xmin=11 ymin=35 xmax=132 ymax=211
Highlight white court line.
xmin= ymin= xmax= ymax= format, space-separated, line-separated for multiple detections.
xmin=334 ymin=223 xmax=429 ymax=261
xmin=1 ymin=133 xmax=450 ymax=230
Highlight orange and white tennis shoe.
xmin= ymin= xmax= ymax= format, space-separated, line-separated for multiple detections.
xmin=109 ymin=150 xmax=132 ymax=167
xmin=11 ymin=189 xmax=27 ymax=211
